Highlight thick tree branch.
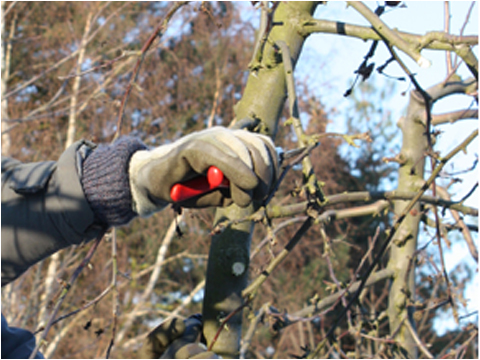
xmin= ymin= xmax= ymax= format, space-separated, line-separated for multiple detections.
xmin=263 ymin=190 xmax=478 ymax=220
xmin=301 ymin=19 xmax=477 ymax=49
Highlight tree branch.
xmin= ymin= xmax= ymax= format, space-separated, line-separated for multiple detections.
xmin=346 ymin=1 xmax=430 ymax=67
xmin=263 ymin=190 xmax=478 ymax=220
xmin=301 ymin=19 xmax=478 ymax=49
xmin=431 ymin=108 xmax=478 ymax=125
xmin=294 ymin=268 xmax=394 ymax=320
xmin=436 ymin=186 xmax=478 ymax=262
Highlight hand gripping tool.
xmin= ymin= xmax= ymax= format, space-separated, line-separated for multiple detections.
xmin=170 ymin=166 xmax=230 ymax=202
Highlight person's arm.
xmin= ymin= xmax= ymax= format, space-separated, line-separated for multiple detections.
xmin=1 ymin=137 xmax=146 ymax=286
xmin=1 ymin=128 xmax=277 ymax=359
xmin=2 ymin=128 xmax=277 ymax=286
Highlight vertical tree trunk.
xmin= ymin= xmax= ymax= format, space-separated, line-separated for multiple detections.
xmin=387 ymin=76 xmax=475 ymax=358
xmin=387 ymin=89 xmax=427 ymax=358
xmin=1 ymin=3 xmax=15 ymax=155
xmin=65 ymin=11 xmax=93 ymax=147
xmin=202 ymin=3 xmax=318 ymax=357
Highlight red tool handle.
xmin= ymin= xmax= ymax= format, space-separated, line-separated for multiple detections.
xmin=170 ymin=166 xmax=230 ymax=202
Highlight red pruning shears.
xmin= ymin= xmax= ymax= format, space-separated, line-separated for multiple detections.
xmin=169 ymin=146 xmax=308 ymax=203
xmin=170 ymin=166 xmax=230 ymax=202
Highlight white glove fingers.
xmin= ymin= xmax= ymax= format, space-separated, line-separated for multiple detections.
xmin=231 ymin=130 xmax=278 ymax=200
xmin=232 ymin=130 xmax=273 ymax=169
xmin=230 ymin=183 xmax=254 ymax=208
xmin=204 ymin=129 xmax=253 ymax=169
xmin=182 ymin=142 xmax=258 ymax=190
xmin=179 ymin=127 xmax=253 ymax=169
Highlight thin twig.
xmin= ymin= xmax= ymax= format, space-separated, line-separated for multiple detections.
xmin=242 ymin=217 xmax=314 ymax=298
xmin=105 ymin=228 xmax=119 ymax=359
xmin=276 ymin=39 xmax=326 ymax=203
xmin=436 ymin=186 xmax=478 ymax=262
xmin=29 ymin=234 xmax=104 ymax=359
xmin=36 ymin=284 xmax=113 ymax=332
xmin=114 ymin=1 xmax=189 ymax=139
xmin=239 ymin=303 xmax=269 ymax=359
xmin=444 ymin=1 xmax=453 ymax=73
xmin=453 ymin=1 xmax=477 ymax=69
xmin=2 ymin=1 xmax=18 ymax=20
xmin=404 ymin=317 xmax=434 ymax=359
xmin=207 ymin=300 xmax=251 ymax=352
xmin=114 ymin=213 xmax=184 ymax=344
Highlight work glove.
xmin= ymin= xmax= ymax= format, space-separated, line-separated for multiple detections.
xmin=140 ymin=314 xmax=220 ymax=359
xmin=129 ymin=127 xmax=278 ymax=216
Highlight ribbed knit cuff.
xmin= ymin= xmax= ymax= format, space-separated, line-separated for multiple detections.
xmin=81 ymin=136 xmax=147 ymax=227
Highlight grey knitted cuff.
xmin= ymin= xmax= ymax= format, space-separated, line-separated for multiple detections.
xmin=81 ymin=136 xmax=147 ymax=227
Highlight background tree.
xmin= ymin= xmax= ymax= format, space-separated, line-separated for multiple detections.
xmin=1 ymin=1 xmax=477 ymax=359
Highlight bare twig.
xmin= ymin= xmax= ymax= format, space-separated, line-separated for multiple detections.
xmin=431 ymin=108 xmax=478 ymax=125
xmin=2 ymin=1 xmax=18 ymax=20
xmin=444 ymin=1 xmax=453 ymax=74
xmin=2 ymin=7 xmax=17 ymax=155
xmin=207 ymin=66 xmax=223 ymax=128
xmin=242 ymin=217 xmax=314 ymax=298
xmin=37 ymin=284 xmax=113 ymax=332
xmin=404 ymin=318 xmax=434 ymax=359
xmin=29 ymin=234 xmax=104 ymax=359
xmin=453 ymin=1 xmax=477 ymax=69
xmin=105 ymin=228 xmax=119 ymax=359
xmin=120 ymin=279 xmax=205 ymax=351
xmin=436 ymin=186 xmax=478 ymax=262
xmin=277 ymin=39 xmax=326 ymax=203
xmin=114 ymin=1 xmax=189 ymax=139
xmin=240 ymin=303 xmax=269 ymax=359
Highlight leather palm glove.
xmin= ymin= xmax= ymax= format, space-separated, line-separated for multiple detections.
xmin=129 ymin=127 xmax=278 ymax=216
xmin=140 ymin=314 xmax=220 ymax=359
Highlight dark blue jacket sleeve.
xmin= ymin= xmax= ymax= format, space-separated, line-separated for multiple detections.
xmin=1 ymin=314 xmax=44 ymax=359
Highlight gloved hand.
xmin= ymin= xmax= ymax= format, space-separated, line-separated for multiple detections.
xmin=129 ymin=127 xmax=278 ymax=216
xmin=140 ymin=314 xmax=220 ymax=359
